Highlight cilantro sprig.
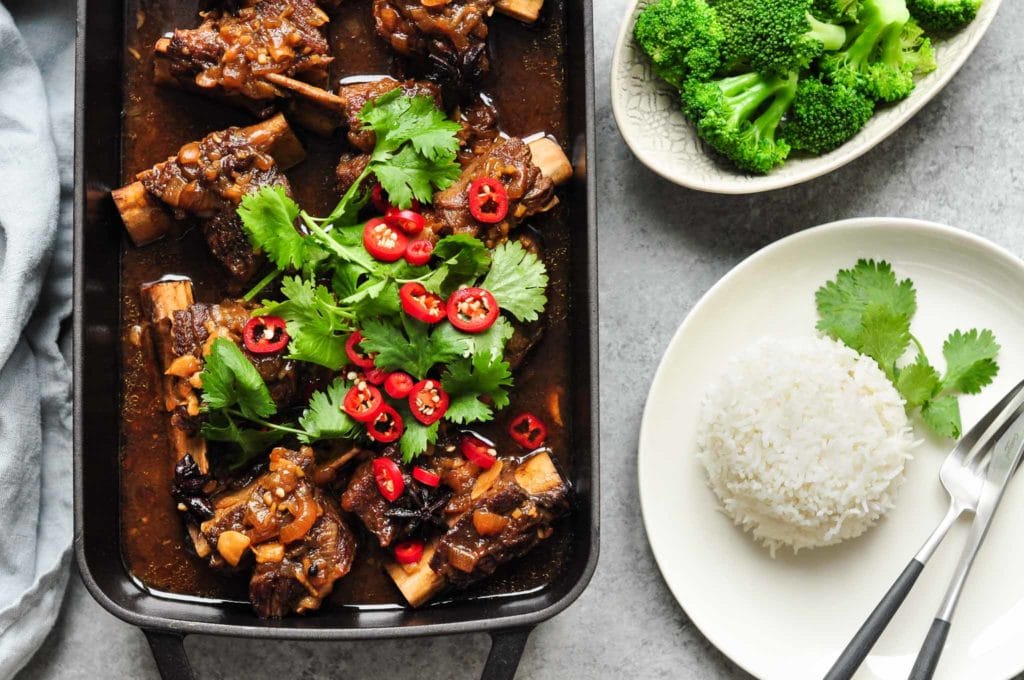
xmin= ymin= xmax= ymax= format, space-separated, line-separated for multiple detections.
xmin=816 ymin=260 xmax=1000 ymax=439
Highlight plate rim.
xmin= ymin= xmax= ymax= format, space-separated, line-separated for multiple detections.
xmin=636 ymin=217 xmax=1024 ymax=678
xmin=610 ymin=0 xmax=1005 ymax=195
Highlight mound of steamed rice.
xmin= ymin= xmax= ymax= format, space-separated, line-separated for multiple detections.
xmin=697 ymin=336 xmax=917 ymax=556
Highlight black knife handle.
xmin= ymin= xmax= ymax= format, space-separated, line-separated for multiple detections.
xmin=908 ymin=618 xmax=951 ymax=680
xmin=823 ymin=559 xmax=925 ymax=680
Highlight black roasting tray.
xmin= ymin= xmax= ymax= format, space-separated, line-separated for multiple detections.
xmin=74 ymin=2 xmax=598 ymax=678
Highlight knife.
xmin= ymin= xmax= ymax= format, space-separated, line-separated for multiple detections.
xmin=908 ymin=409 xmax=1024 ymax=680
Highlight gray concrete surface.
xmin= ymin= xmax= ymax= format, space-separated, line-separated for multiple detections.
xmin=20 ymin=0 xmax=1024 ymax=677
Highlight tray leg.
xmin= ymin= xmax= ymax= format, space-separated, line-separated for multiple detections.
xmin=481 ymin=627 xmax=533 ymax=680
xmin=144 ymin=629 xmax=196 ymax=680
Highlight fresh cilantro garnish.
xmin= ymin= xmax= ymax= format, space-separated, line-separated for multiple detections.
xmin=357 ymin=90 xmax=463 ymax=208
xmin=942 ymin=329 xmax=1000 ymax=394
xmin=359 ymin=317 xmax=466 ymax=379
xmin=210 ymin=91 xmax=556 ymax=462
xmin=816 ymin=259 xmax=1000 ymax=439
xmin=433 ymin=316 xmax=515 ymax=359
xmin=481 ymin=241 xmax=549 ymax=322
xmin=297 ymin=378 xmax=362 ymax=444
xmin=200 ymin=411 xmax=286 ymax=470
xmin=816 ymin=259 xmax=916 ymax=350
xmin=199 ymin=338 xmax=277 ymax=420
xmin=257 ymin=276 xmax=355 ymax=370
xmin=238 ymin=91 xmax=462 ymax=302
xmin=422 ymin=235 xmax=492 ymax=295
xmin=399 ymin=415 xmax=440 ymax=464
xmin=442 ymin=351 xmax=513 ymax=424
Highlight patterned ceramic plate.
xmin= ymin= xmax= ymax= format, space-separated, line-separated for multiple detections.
xmin=610 ymin=1 xmax=1004 ymax=195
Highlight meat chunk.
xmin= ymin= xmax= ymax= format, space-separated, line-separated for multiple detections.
xmin=385 ymin=450 xmax=569 ymax=606
xmin=373 ymin=0 xmax=495 ymax=84
xmin=432 ymin=137 xmax=555 ymax=246
xmin=456 ymin=95 xmax=501 ymax=165
xmin=335 ymin=152 xmax=372 ymax=196
xmin=336 ymin=78 xmax=442 ymax=152
xmin=170 ymin=299 xmax=300 ymax=408
xmin=341 ymin=444 xmax=456 ymax=547
xmin=198 ymin=447 xmax=356 ymax=617
xmin=340 ymin=452 xmax=408 ymax=547
xmin=155 ymin=0 xmax=333 ymax=108
xmin=249 ymin=498 xmax=354 ymax=618
xmin=135 ymin=120 xmax=297 ymax=281
xmin=430 ymin=451 xmax=570 ymax=586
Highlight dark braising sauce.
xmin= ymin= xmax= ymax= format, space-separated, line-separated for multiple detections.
xmin=119 ymin=0 xmax=574 ymax=606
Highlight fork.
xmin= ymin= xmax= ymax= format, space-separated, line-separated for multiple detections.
xmin=823 ymin=378 xmax=1024 ymax=680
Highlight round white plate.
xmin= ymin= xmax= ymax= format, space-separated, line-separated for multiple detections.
xmin=638 ymin=218 xmax=1024 ymax=680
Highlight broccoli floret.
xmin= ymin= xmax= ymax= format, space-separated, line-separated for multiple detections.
xmin=633 ymin=0 xmax=725 ymax=88
xmin=781 ymin=77 xmax=876 ymax=154
xmin=820 ymin=0 xmax=936 ymax=102
xmin=714 ymin=0 xmax=847 ymax=75
xmin=682 ymin=71 xmax=799 ymax=174
xmin=908 ymin=0 xmax=980 ymax=33
xmin=813 ymin=0 xmax=862 ymax=23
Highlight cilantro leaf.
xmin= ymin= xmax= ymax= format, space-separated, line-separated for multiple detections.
xmin=200 ymin=411 xmax=286 ymax=470
xmin=855 ymin=304 xmax=912 ymax=378
xmin=199 ymin=338 xmax=277 ymax=420
xmin=298 ymin=379 xmax=362 ymax=444
xmin=895 ymin=355 xmax=941 ymax=410
xmin=481 ymin=242 xmax=549 ymax=323
xmin=399 ymin=417 xmax=439 ymax=463
xmin=360 ymin=316 xmax=466 ymax=379
xmin=357 ymin=91 xmax=462 ymax=209
xmin=359 ymin=91 xmax=462 ymax=162
xmin=422 ymin=235 xmax=492 ymax=295
xmin=372 ymin=145 xmax=462 ymax=208
xmin=442 ymin=351 xmax=514 ymax=423
xmin=942 ymin=329 xmax=1000 ymax=394
xmin=258 ymin=276 xmax=353 ymax=370
xmin=238 ymin=186 xmax=319 ymax=272
xmin=433 ymin=317 xmax=515 ymax=359
xmin=444 ymin=393 xmax=496 ymax=424
xmin=922 ymin=395 xmax=962 ymax=439
xmin=816 ymin=259 xmax=917 ymax=350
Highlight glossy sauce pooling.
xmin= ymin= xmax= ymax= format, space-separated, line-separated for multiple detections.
xmin=119 ymin=0 xmax=573 ymax=606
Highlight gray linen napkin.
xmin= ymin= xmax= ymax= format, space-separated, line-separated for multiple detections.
xmin=0 ymin=1 xmax=74 ymax=676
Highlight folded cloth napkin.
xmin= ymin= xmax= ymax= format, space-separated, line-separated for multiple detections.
xmin=0 ymin=1 xmax=74 ymax=677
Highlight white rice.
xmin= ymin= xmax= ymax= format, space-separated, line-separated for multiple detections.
xmin=697 ymin=336 xmax=916 ymax=556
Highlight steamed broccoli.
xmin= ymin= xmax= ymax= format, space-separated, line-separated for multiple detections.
xmin=714 ymin=0 xmax=847 ymax=76
xmin=820 ymin=0 xmax=936 ymax=103
xmin=812 ymin=0 xmax=863 ymax=23
xmin=908 ymin=0 xmax=981 ymax=33
xmin=782 ymin=76 xmax=876 ymax=153
xmin=682 ymin=71 xmax=799 ymax=174
xmin=633 ymin=0 xmax=725 ymax=88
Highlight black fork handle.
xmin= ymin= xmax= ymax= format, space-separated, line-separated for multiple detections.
xmin=823 ymin=559 xmax=925 ymax=680
xmin=144 ymin=626 xmax=533 ymax=680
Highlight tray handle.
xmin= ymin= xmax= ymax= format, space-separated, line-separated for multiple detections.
xmin=481 ymin=627 xmax=533 ymax=680
xmin=144 ymin=630 xmax=196 ymax=680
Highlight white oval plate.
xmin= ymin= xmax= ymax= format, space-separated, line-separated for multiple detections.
xmin=638 ymin=218 xmax=1024 ymax=680
xmin=611 ymin=2 xmax=1004 ymax=194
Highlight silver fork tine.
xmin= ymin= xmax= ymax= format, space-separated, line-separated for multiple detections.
xmin=824 ymin=378 xmax=1024 ymax=680
xmin=951 ymin=378 xmax=1024 ymax=467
